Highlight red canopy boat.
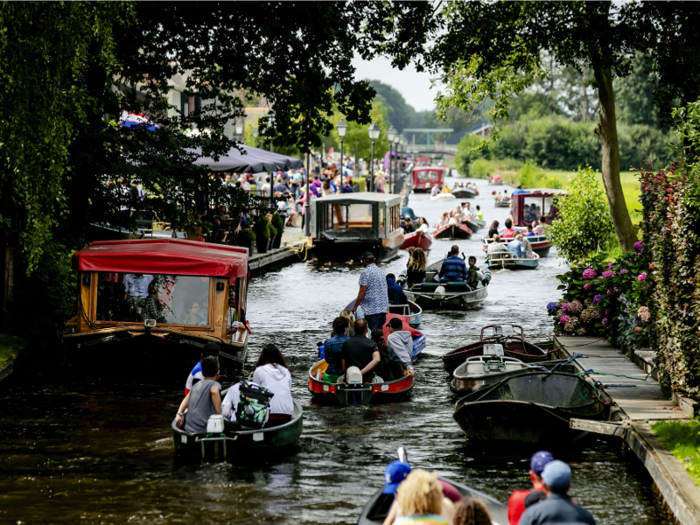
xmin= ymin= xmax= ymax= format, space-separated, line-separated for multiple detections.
xmin=400 ymin=231 xmax=433 ymax=251
xmin=411 ymin=166 xmax=448 ymax=193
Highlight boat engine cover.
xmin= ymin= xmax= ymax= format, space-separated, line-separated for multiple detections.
xmin=346 ymin=366 xmax=363 ymax=384
xmin=206 ymin=415 xmax=224 ymax=434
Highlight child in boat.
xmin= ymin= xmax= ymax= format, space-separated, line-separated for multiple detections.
xmin=176 ymin=356 xmax=222 ymax=434
xmin=322 ymin=318 xmax=350 ymax=384
xmin=184 ymin=342 xmax=220 ymax=396
xmin=467 ymin=256 xmax=480 ymax=289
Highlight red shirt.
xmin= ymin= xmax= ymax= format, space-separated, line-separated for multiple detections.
xmin=501 ymin=228 xmax=517 ymax=239
xmin=438 ymin=480 xmax=462 ymax=503
xmin=507 ymin=489 xmax=531 ymax=525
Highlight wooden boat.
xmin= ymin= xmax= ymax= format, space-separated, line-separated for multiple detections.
xmin=359 ymin=474 xmax=507 ymax=525
xmin=63 ymin=239 xmax=250 ymax=377
xmin=406 ymin=259 xmax=490 ymax=311
xmin=411 ymin=166 xmax=448 ymax=193
xmin=442 ymin=324 xmax=548 ymax=375
xmin=311 ymin=193 xmax=404 ymax=263
xmin=452 ymin=187 xmax=478 ymax=198
xmin=433 ymin=223 xmax=472 ymax=240
xmin=449 ymin=352 xmax=578 ymax=396
xmin=486 ymin=251 xmax=540 ymax=270
xmin=309 ymin=360 xmax=414 ymax=406
xmin=482 ymin=234 xmax=552 ymax=257
xmin=400 ymin=231 xmax=432 ymax=252
xmin=430 ymin=192 xmax=456 ymax=202
xmin=171 ymin=400 xmax=303 ymax=462
xmin=453 ymin=372 xmax=613 ymax=444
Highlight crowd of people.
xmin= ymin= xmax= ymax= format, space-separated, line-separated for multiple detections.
xmin=378 ymin=450 xmax=596 ymax=525
xmin=437 ymin=202 xmax=484 ymax=228
xmin=485 ymin=217 xmax=548 ymax=260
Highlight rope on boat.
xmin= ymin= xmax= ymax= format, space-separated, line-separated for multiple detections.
xmin=578 ymin=367 xmax=656 ymax=383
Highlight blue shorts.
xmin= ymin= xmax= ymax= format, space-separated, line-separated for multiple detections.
xmin=365 ymin=313 xmax=387 ymax=331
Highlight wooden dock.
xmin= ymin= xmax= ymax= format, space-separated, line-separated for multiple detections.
xmin=556 ymin=336 xmax=686 ymax=422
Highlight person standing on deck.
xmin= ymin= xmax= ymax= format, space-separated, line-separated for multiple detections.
xmin=350 ymin=252 xmax=388 ymax=331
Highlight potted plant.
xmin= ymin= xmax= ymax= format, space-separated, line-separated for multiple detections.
xmin=237 ymin=228 xmax=256 ymax=254
xmin=253 ymin=216 xmax=271 ymax=254
xmin=271 ymin=213 xmax=285 ymax=249
xmin=268 ymin=223 xmax=278 ymax=251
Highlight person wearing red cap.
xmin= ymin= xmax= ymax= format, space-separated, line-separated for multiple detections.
xmin=507 ymin=451 xmax=553 ymax=525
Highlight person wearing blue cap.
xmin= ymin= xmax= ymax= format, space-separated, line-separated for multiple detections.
xmin=507 ymin=451 xmax=553 ymax=525
xmin=518 ymin=460 xmax=596 ymax=525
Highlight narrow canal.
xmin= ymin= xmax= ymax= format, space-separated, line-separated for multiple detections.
xmin=0 ymin=178 xmax=669 ymax=524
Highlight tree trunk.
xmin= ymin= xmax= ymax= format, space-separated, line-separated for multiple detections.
xmin=593 ymin=64 xmax=637 ymax=252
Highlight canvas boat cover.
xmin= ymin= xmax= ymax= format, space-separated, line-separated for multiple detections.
xmin=72 ymin=239 xmax=248 ymax=278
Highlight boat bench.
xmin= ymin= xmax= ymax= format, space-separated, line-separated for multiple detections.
xmin=414 ymin=282 xmax=473 ymax=292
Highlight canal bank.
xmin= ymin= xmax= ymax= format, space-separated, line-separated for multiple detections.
xmin=558 ymin=336 xmax=700 ymax=525
xmin=249 ymin=228 xmax=313 ymax=277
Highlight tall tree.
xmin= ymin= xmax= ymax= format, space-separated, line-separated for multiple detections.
xmin=431 ymin=2 xmax=642 ymax=250
xmin=367 ymin=80 xmax=417 ymax=133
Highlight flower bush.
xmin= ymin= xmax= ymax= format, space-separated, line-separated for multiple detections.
xmin=546 ymin=251 xmax=651 ymax=346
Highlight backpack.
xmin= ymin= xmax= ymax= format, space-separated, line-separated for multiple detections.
xmin=236 ymin=381 xmax=274 ymax=429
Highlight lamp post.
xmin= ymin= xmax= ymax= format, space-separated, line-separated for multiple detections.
xmin=305 ymin=149 xmax=311 ymax=237
xmin=392 ymin=133 xmax=400 ymax=193
xmin=234 ymin=120 xmax=244 ymax=141
xmin=336 ymin=118 xmax=348 ymax=182
xmin=387 ymin=125 xmax=397 ymax=194
xmin=368 ymin=122 xmax=380 ymax=192
xmin=268 ymin=111 xmax=275 ymax=152
xmin=253 ymin=127 xmax=263 ymax=149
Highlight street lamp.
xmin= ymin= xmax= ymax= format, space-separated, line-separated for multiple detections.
xmin=368 ymin=122 xmax=380 ymax=192
xmin=336 ymin=118 xmax=348 ymax=181
xmin=268 ymin=110 xmax=275 ymax=152
xmin=234 ymin=120 xmax=244 ymax=139
xmin=387 ymin=125 xmax=397 ymax=193
xmin=392 ymin=132 xmax=400 ymax=193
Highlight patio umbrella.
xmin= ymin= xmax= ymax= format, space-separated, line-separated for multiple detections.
xmin=193 ymin=145 xmax=303 ymax=173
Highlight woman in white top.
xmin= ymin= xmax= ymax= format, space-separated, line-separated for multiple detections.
xmin=321 ymin=178 xmax=335 ymax=196
xmin=252 ymin=344 xmax=294 ymax=423
xmin=416 ymin=217 xmax=429 ymax=233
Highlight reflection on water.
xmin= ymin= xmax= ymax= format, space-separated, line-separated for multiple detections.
xmin=0 ymin=178 xmax=670 ymax=524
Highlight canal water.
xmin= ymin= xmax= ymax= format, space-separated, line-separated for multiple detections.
xmin=0 ymin=177 xmax=669 ymax=524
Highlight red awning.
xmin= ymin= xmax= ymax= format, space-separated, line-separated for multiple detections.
xmin=72 ymin=239 xmax=249 ymax=278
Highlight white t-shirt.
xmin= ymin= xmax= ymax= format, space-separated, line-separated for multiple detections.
xmin=221 ymin=383 xmax=241 ymax=421
xmin=252 ymin=364 xmax=293 ymax=415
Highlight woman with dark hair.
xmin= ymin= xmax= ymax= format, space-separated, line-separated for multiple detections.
xmin=488 ymin=220 xmax=500 ymax=239
xmin=253 ymin=344 xmax=293 ymax=423
xmin=371 ymin=329 xmax=403 ymax=382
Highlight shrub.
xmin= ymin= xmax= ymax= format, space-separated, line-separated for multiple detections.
xmin=469 ymin=158 xmax=494 ymax=179
xmin=271 ymin=213 xmax=284 ymax=235
xmin=454 ymin=133 xmax=485 ymax=176
xmin=253 ymin=215 xmax=271 ymax=239
xmin=546 ymin=166 xmax=614 ymax=264
xmin=237 ymin=228 xmax=256 ymax=245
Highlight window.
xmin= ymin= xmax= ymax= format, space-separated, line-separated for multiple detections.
xmin=322 ymin=203 xmax=373 ymax=230
xmin=522 ymin=196 xmax=545 ymax=223
xmin=96 ymin=273 xmax=210 ymax=326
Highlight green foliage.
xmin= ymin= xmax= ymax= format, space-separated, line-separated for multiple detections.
xmin=454 ymin=134 xmax=486 ymax=176
xmin=547 ymin=166 xmax=614 ymax=264
xmin=328 ymin=100 xmax=391 ymax=163
xmin=367 ymin=80 xmax=416 ymax=133
xmin=253 ymin=216 xmax=271 ymax=239
xmin=652 ymin=420 xmax=700 ymax=485
xmin=469 ymin=159 xmax=494 ymax=179
xmin=237 ymin=228 xmax=256 ymax=245
xmin=271 ymin=213 xmax=284 ymax=235
xmin=0 ymin=333 xmax=24 ymax=366
xmin=639 ymin=103 xmax=700 ymax=397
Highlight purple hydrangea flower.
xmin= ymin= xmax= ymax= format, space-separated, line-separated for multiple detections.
xmin=633 ymin=241 xmax=644 ymax=253
xmin=582 ymin=269 xmax=597 ymax=280
xmin=547 ymin=302 xmax=558 ymax=311
xmin=559 ymin=315 xmax=570 ymax=325
xmin=583 ymin=283 xmax=592 ymax=291
xmin=638 ymin=272 xmax=647 ymax=282
xmin=593 ymin=295 xmax=602 ymax=304
xmin=620 ymin=269 xmax=628 ymax=275
xmin=561 ymin=302 xmax=570 ymax=313
xmin=602 ymin=318 xmax=608 ymax=328
xmin=607 ymin=263 xmax=613 ymax=269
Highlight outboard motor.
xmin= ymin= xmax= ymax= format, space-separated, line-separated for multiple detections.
xmin=345 ymin=366 xmax=363 ymax=385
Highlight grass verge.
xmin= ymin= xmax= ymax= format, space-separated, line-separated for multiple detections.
xmin=651 ymin=419 xmax=700 ymax=486
xmin=0 ymin=333 xmax=25 ymax=369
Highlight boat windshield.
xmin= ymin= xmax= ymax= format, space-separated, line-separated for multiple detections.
xmin=415 ymin=170 xmax=441 ymax=183
xmin=95 ymin=272 xmax=210 ymax=326
xmin=522 ymin=196 xmax=544 ymax=223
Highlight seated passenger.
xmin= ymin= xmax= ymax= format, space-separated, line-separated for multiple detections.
xmin=322 ymin=318 xmax=350 ymax=384
xmin=403 ymin=217 xmax=415 ymax=234
xmin=416 ymin=217 xmax=429 ymax=233
xmin=341 ymin=319 xmax=381 ymax=383
xmin=339 ymin=309 xmax=356 ymax=337
xmin=176 ymin=356 xmax=222 ymax=434
xmin=476 ymin=205 xmax=484 ymax=220
xmin=500 ymin=218 xmax=517 ymax=238
xmin=252 ymin=344 xmax=293 ymax=423
xmin=507 ymin=236 xmax=527 ymax=258
xmin=438 ymin=212 xmax=449 ymax=227
xmin=184 ymin=342 xmax=220 ymax=396
xmin=386 ymin=317 xmax=415 ymax=376
xmin=439 ymin=245 xmax=468 ymax=283
xmin=181 ymin=300 xmax=206 ymax=325
xmin=488 ymin=234 xmax=511 ymax=257
xmin=406 ymin=248 xmax=427 ymax=287
xmin=466 ymin=256 xmax=481 ymax=289
xmin=141 ymin=280 xmax=164 ymax=323
xmin=371 ymin=329 xmax=404 ymax=382
xmin=525 ymin=224 xmax=535 ymax=237
xmin=518 ymin=233 xmax=534 ymax=258
xmin=488 ymin=221 xmax=500 ymax=239
xmin=386 ymin=273 xmax=408 ymax=305
xmin=533 ymin=216 xmax=547 ymax=236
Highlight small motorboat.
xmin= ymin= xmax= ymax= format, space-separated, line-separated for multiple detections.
xmin=482 ymin=234 xmax=552 ymax=258
xmin=433 ymin=223 xmax=472 ymax=240
xmin=486 ymin=251 xmax=540 ymax=270
xmin=453 ymin=372 xmax=613 ymax=444
xmin=400 ymin=231 xmax=432 ymax=252
xmin=442 ymin=324 xmax=548 ymax=375
xmin=171 ymin=400 xmax=304 ymax=462
xmin=452 ymin=187 xmax=478 ymax=198
xmin=358 ymin=450 xmax=508 ymax=525
xmin=308 ymin=360 xmax=415 ymax=406
xmin=494 ymin=199 xmax=511 ymax=208
xmin=430 ymin=192 xmax=456 ymax=202
xmin=344 ymin=300 xmax=423 ymax=329
xmin=489 ymin=176 xmax=503 ymax=185
xmin=449 ymin=350 xmax=579 ymax=396
xmin=406 ymin=258 xmax=490 ymax=311
xmin=463 ymin=220 xmax=481 ymax=232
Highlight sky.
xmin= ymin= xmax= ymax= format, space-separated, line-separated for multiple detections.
xmin=351 ymin=55 xmax=437 ymax=113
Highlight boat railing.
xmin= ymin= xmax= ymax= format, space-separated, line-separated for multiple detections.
xmin=482 ymin=234 xmax=547 ymax=246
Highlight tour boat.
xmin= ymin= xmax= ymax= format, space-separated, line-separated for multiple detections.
xmin=308 ymin=360 xmax=415 ymax=406
xmin=453 ymin=372 xmax=613 ymax=444
xmin=449 ymin=352 xmax=578 ymax=396
xmin=451 ymin=186 xmax=478 ymax=198
xmin=171 ymin=400 xmax=303 ymax=463
xmin=311 ymin=193 xmax=404 ymax=263
xmin=442 ymin=325 xmax=548 ymax=375
xmin=506 ymin=189 xmax=569 ymax=256
xmin=63 ymin=239 xmax=251 ymax=377
xmin=411 ymin=166 xmax=448 ymax=193
xmin=433 ymin=223 xmax=472 ymax=240
xmin=486 ymin=251 xmax=540 ymax=270
xmin=399 ymin=230 xmax=433 ymax=252
xmin=405 ymin=258 xmax=490 ymax=311
xmin=482 ymin=234 xmax=552 ymax=257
